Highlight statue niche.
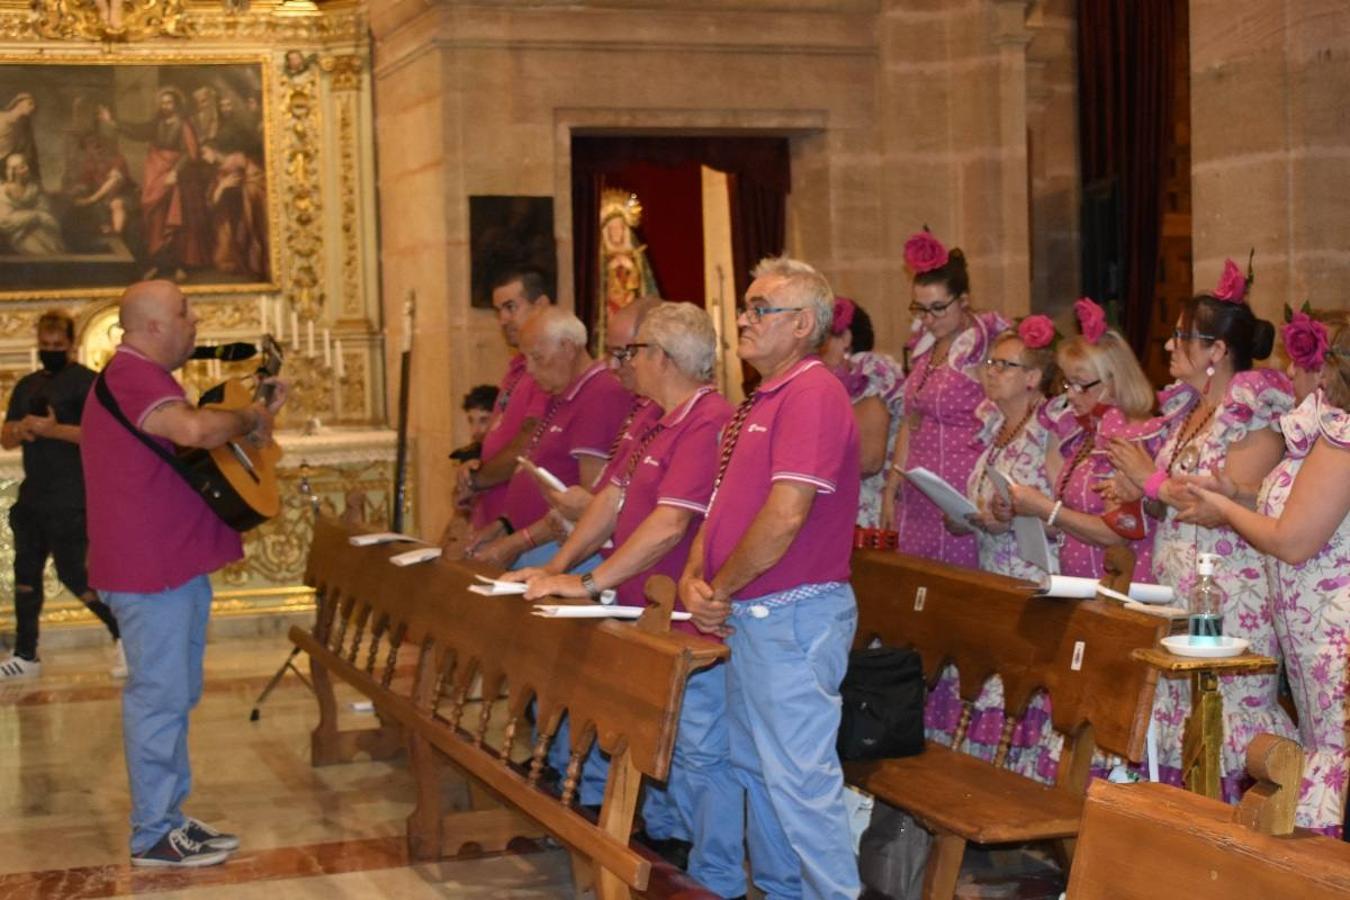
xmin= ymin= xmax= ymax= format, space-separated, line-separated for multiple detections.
xmin=598 ymin=188 xmax=658 ymax=345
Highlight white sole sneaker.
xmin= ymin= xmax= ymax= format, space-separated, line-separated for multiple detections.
xmin=0 ymin=656 xmax=40 ymax=681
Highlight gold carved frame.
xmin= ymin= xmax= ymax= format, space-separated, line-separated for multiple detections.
xmin=0 ymin=51 xmax=282 ymax=301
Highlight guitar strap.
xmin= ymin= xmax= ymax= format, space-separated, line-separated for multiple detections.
xmin=93 ymin=375 xmax=214 ymax=499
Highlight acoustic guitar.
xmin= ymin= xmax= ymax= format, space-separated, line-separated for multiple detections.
xmin=178 ymin=335 xmax=285 ymax=531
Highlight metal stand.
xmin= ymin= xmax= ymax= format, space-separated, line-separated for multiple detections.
xmin=249 ymin=465 xmax=320 ymax=722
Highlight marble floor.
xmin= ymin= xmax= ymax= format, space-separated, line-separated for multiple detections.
xmin=0 ymin=625 xmax=1063 ymax=899
xmin=0 ymin=630 xmax=575 ymax=899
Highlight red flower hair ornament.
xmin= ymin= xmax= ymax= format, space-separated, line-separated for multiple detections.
xmin=903 ymin=228 xmax=949 ymax=274
xmin=831 ymin=296 xmax=856 ymax=337
xmin=1213 ymin=249 xmax=1256 ymax=304
xmin=1017 ymin=314 xmax=1057 ymax=350
xmin=1283 ymin=309 xmax=1330 ymax=372
xmin=1074 ymin=297 xmax=1108 ymax=345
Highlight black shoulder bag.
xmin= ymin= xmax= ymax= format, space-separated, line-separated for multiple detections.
xmin=836 ymin=646 xmax=927 ymax=761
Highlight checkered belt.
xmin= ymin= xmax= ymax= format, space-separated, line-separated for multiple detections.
xmin=731 ymin=581 xmax=848 ymax=619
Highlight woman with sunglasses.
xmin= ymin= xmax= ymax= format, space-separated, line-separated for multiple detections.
xmin=1108 ymin=260 xmax=1296 ymax=804
xmin=819 ymin=296 xmax=905 ymax=529
xmin=1006 ymin=298 xmax=1162 ymax=581
xmin=1180 ymin=318 xmax=1350 ymax=835
xmin=881 ymin=230 xmax=1007 ymax=566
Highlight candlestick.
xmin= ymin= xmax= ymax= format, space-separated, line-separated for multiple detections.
xmin=211 ymin=357 xmax=222 ymax=381
xmin=290 ymin=310 xmax=300 ymax=351
xmin=259 ymin=294 xmax=269 ymax=337
xmin=334 ymin=339 xmax=345 ymax=378
xmin=323 ymin=329 xmax=332 ymax=368
xmin=306 ymin=319 xmax=316 ymax=357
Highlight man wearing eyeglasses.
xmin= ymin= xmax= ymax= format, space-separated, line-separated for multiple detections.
xmin=454 ymin=269 xmax=552 ymax=551
xmin=680 ymin=256 xmax=861 ymax=899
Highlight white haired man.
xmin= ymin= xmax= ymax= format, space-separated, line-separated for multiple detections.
xmin=679 ymin=257 xmax=861 ymax=899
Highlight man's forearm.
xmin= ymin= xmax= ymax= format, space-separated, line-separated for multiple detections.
xmin=709 ymin=484 xmax=814 ymax=599
xmin=48 ymin=423 xmax=80 ymax=444
xmin=591 ymin=507 xmax=691 ymax=591
xmin=475 ymin=420 xmax=536 ymax=487
xmin=547 ymin=488 xmax=620 ymax=573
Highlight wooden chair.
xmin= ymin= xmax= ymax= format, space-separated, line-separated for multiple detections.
xmin=1067 ymin=734 xmax=1350 ymax=898
xmin=846 ymin=548 xmax=1169 ymax=899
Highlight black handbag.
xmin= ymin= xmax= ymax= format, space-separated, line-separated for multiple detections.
xmin=837 ymin=646 xmax=926 ymax=761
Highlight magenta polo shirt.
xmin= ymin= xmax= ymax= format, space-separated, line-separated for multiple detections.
xmin=472 ymin=354 xmax=548 ymax=528
xmin=594 ymin=397 xmax=662 ymax=488
xmin=608 ymin=387 xmax=733 ymax=634
xmin=82 ymin=346 xmax=243 ymax=593
xmin=702 ymin=357 xmax=860 ymax=600
xmin=500 ymin=361 xmax=632 ymax=528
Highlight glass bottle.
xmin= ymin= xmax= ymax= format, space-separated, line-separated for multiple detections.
xmin=1188 ymin=552 xmax=1226 ymax=645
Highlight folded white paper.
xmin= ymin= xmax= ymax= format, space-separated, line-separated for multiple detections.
xmin=469 ymin=575 xmax=527 ymax=596
xmin=349 ymin=532 xmax=420 ymax=546
xmin=390 ymin=547 xmax=442 ymax=567
xmin=904 ymin=466 xmax=978 ymax=520
xmin=1123 ymin=600 xmax=1189 ymax=619
xmin=985 ymin=469 xmax=1055 ymax=574
xmin=531 ymin=604 xmax=692 ymax=621
xmin=517 ymin=456 xmax=568 ymax=492
xmin=1037 ymin=574 xmax=1175 ymax=604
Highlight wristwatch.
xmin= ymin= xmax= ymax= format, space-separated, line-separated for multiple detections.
xmin=580 ymin=573 xmax=602 ymax=598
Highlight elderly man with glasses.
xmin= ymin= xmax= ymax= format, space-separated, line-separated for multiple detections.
xmin=679 ymin=256 xmax=861 ymax=900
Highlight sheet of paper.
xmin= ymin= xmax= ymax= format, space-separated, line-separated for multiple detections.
xmin=1036 ymin=575 xmax=1176 ymax=604
xmin=389 ymin=547 xmax=442 ymax=567
xmin=985 ymin=466 xmax=1013 ymax=503
xmin=531 ymin=604 xmax=692 ymax=621
xmin=516 ymin=456 xmax=567 ymax=493
xmin=469 ymin=575 xmax=527 ymax=596
xmin=903 ymin=466 xmax=978 ymax=520
xmin=348 ymin=532 xmax=420 ymax=547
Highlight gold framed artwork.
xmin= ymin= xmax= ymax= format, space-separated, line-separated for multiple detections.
xmin=0 ymin=55 xmax=279 ymax=301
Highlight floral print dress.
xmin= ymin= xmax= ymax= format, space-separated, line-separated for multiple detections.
xmin=897 ymin=311 xmax=1008 ymax=567
xmin=1145 ymin=370 xmax=1298 ymax=803
xmin=1260 ymin=389 xmax=1350 ymax=835
xmin=835 ymin=351 xmax=906 ymax=528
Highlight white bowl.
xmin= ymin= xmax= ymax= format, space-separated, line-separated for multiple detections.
xmin=1160 ymin=635 xmax=1251 ymax=659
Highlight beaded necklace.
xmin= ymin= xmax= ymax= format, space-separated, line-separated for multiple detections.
xmin=1167 ymin=401 xmax=1217 ymax=476
xmin=977 ymin=404 xmax=1036 ymax=498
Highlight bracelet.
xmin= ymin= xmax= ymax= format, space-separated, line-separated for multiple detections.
xmin=496 ymin=516 xmax=514 ymax=536
xmin=1046 ymin=500 xmax=1064 ymax=527
xmin=1143 ymin=470 xmax=1168 ymax=501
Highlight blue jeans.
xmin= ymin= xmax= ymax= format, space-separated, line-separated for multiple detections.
xmin=642 ymin=662 xmax=746 ymax=897
xmin=103 ymin=575 xmax=214 ymax=854
xmin=727 ymin=583 xmax=860 ymax=900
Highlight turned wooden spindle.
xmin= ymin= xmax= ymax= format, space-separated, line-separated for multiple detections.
xmin=365 ymin=614 xmax=389 ymax=676
xmin=560 ymin=749 xmax=584 ymax=806
xmin=528 ymin=732 xmax=551 ymax=785
xmin=347 ymin=605 xmax=372 ymax=665
xmin=952 ymin=701 xmax=974 ymax=748
xmin=381 ymin=623 xmax=405 ymax=688
xmin=992 ymin=714 xmax=1019 ymax=768
xmin=331 ymin=596 xmax=353 ymax=653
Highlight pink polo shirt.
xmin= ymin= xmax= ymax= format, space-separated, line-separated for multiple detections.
xmin=472 ymin=354 xmax=548 ymax=528
xmin=500 ymin=361 xmax=632 ymax=528
xmin=82 ymin=346 xmax=243 ymax=593
xmin=608 ymin=388 xmax=733 ymax=634
xmin=702 ymin=357 xmax=860 ymax=600
xmin=595 ymin=396 xmax=662 ymax=488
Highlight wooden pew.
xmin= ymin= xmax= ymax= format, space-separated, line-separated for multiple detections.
xmin=292 ymin=516 xmax=729 ymax=899
xmin=1067 ymin=735 xmax=1350 ymax=898
xmin=847 ymin=549 xmax=1170 ymax=899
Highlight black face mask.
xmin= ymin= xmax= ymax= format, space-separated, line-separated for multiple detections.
xmin=39 ymin=350 xmax=69 ymax=373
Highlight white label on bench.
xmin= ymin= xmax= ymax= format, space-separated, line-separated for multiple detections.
xmin=1071 ymin=640 xmax=1085 ymax=671
xmin=914 ymin=586 xmax=927 ymax=611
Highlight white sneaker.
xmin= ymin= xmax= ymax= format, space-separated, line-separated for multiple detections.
xmin=111 ymin=639 xmax=128 ymax=679
xmin=0 ymin=655 xmax=40 ymax=681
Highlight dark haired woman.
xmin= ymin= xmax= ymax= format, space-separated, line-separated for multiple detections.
xmin=1110 ymin=258 xmax=1296 ymax=803
xmin=881 ymin=231 xmax=1006 ymax=566
xmin=820 ymin=297 xmax=905 ymax=528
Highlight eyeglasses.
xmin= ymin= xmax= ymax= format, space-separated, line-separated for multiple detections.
xmin=908 ymin=298 xmax=958 ymax=318
xmin=1064 ymin=378 xmax=1104 ymax=394
xmin=736 ymin=304 xmax=801 ymax=325
xmin=1172 ymin=329 xmax=1216 ymax=343
xmin=983 ymin=358 xmax=1027 ymax=372
xmin=607 ymin=342 xmax=651 ymax=364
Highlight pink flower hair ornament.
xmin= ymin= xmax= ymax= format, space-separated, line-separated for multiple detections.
xmin=831 ymin=296 xmax=856 ymax=336
xmin=903 ymin=226 xmax=949 ymax=274
xmin=1074 ymin=297 xmax=1108 ymax=345
xmin=1016 ymin=314 xmax=1058 ymax=350
xmin=1282 ymin=310 xmax=1330 ymax=372
xmin=1213 ymin=249 xmax=1256 ymax=304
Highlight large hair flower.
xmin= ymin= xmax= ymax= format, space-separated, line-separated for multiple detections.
xmin=1213 ymin=250 xmax=1255 ymax=304
xmin=1074 ymin=297 xmax=1107 ymax=345
xmin=831 ymin=296 xmax=856 ymax=337
xmin=903 ymin=227 xmax=949 ymax=274
xmin=1017 ymin=314 xmax=1058 ymax=350
xmin=1283 ymin=310 xmax=1330 ymax=372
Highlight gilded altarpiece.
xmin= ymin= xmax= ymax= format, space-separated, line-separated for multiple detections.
xmin=0 ymin=0 xmax=397 ymax=633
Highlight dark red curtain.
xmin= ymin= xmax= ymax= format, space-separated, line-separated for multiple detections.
xmin=1077 ymin=0 xmax=1176 ymax=354
xmin=571 ymin=137 xmax=789 ymax=339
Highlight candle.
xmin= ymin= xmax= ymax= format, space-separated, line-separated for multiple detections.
xmin=211 ymin=357 xmax=222 ymax=381
xmin=29 ymin=348 xmax=37 ymax=370
xmin=334 ymin=339 xmax=345 ymax=378
xmin=323 ymin=328 xmax=332 ymax=368
xmin=290 ymin=310 xmax=300 ymax=351
xmin=306 ymin=319 xmax=316 ymax=357
xmin=259 ymin=294 xmax=269 ymax=336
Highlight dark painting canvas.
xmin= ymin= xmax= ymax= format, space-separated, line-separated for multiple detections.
xmin=0 ymin=59 xmax=275 ymax=299
xmin=469 ymin=195 xmax=555 ymax=309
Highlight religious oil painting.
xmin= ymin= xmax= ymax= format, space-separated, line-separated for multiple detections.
xmin=469 ymin=195 xmax=556 ymax=309
xmin=0 ymin=58 xmax=277 ymax=300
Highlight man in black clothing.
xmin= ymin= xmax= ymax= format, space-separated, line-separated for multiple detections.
xmin=0 ymin=310 xmax=122 ymax=680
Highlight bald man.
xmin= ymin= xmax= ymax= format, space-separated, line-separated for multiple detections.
xmin=81 ymin=280 xmax=287 ymax=868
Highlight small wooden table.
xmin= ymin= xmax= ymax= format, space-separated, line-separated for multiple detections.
xmin=1132 ymin=647 xmax=1277 ymax=799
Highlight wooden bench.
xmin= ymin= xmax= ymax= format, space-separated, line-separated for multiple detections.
xmin=846 ymin=548 xmax=1170 ymax=899
xmin=292 ymin=516 xmax=728 ymax=899
xmin=1067 ymin=734 xmax=1350 ymax=898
